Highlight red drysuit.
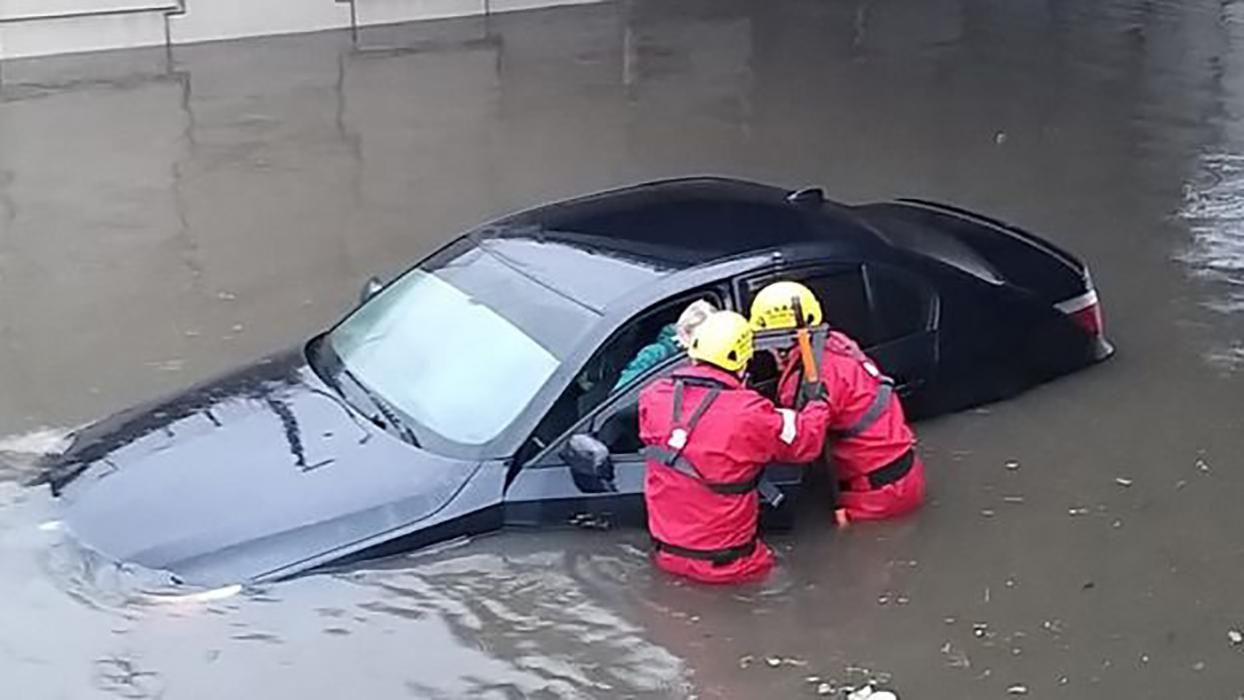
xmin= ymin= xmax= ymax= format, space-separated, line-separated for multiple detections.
xmin=639 ymin=364 xmax=829 ymax=584
xmin=777 ymin=329 xmax=926 ymax=521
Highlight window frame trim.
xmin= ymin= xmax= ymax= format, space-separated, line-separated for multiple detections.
xmin=519 ymin=286 xmax=728 ymax=469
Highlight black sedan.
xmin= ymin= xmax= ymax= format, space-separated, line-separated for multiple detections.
xmin=38 ymin=177 xmax=1112 ymax=588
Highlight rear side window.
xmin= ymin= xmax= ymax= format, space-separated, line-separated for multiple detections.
xmin=742 ymin=266 xmax=875 ymax=346
xmin=865 ymin=265 xmax=935 ymax=343
xmin=742 ymin=263 xmax=937 ymax=350
xmin=803 ymin=268 xmax=875 ymax=345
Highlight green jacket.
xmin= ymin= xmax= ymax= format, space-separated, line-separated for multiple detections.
xmin=612 ymin=324 xmax=680 ymax=393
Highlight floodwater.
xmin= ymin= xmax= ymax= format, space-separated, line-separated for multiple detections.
xmin=3 ymin=0 xmax=1244 ymax=696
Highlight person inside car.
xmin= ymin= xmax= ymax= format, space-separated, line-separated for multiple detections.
xmin=639 ymin=310 xmax=830 ymax=584
xmin=750 ymin=281 xmax=926 ymax=522
xmin=612 ymin=299 xmax=717 ymax=393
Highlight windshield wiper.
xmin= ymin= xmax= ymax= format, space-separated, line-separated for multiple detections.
xmin=343 ymin=369 xmax=420 ymax=448
xmin=307 ymin=336 xmax=420 ymax=448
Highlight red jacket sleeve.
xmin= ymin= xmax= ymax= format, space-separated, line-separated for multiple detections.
xmin=739 ymin=394 xmax=831 ymax=466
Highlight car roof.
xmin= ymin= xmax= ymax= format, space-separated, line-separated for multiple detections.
xmin=469 ymin=177 xmax=887 ymax=312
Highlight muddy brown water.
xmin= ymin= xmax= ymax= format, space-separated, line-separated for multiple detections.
xmin=4 ymin=0 xmax=1244 ymax=697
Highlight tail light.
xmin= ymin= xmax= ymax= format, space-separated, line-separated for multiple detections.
xmin=1056 ymin=289 xmax=1104 ymax=336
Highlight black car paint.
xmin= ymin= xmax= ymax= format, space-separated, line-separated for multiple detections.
xmin=42 ymin=177 xmax=1111 ymax=586
xmin=47 ymin=348 xmax=506 ymax=586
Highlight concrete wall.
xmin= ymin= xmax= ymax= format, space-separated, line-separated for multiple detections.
xmin=0 ymin=0 xmax=599 ymax=59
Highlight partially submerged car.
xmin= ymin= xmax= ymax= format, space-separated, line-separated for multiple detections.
xmin=38 ymin=178 xmax=1112 ymax=587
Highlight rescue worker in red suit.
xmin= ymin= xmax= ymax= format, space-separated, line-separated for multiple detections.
xmin=750 ymin=281 xmax=927 ymax=521
xmin=639 ymin=311 xmax=831 ymax=585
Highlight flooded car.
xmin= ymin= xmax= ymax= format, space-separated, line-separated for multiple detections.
xmin=35 ymin=177 xmax=1113 ymax=587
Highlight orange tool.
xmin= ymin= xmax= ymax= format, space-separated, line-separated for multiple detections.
xmin=792 ymin=296 xmax=849 ymax=527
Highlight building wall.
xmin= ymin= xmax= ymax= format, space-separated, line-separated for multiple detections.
xmin=0 ymin=0 xmax=599 ymax=59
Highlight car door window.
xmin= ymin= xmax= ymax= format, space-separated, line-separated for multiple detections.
xmin=589 ymin=350 xmax=690 ymax=455
xmin=525 ymin=290 xmax=722 ymax=455
xmin=865 ymin=264 xmax=936 ymax=343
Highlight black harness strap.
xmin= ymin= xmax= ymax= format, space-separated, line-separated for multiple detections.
xmin=652 ymin=536 xmax=759 ymax=567
xmin=643 ymin=374 xmax=768 ymax=498
xmin=840 ymin=448 xmax=916 ymax=492
xmin=640 ymin=444 xmax=762 ymax=495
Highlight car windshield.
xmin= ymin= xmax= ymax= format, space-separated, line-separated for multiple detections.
xmin=327 ymin=244 xmax=596 ymax=446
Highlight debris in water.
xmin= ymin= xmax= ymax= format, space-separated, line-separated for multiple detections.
xmin=1140 ymin=654 xmax=1150 ymax=665
xmin=765 ymin=656 xmax=782 ymax=668
xmin=1004 ymin=460 xmax=1020 ymax=471
xmin=183 ymin=330 xmax=201 ymax=338
xmin=944 ymin=616 xmax=957 ymax=625
xmin=1068 ymin=507 xmax=1089 ymax=516
xmin=1058 ymin=676 xmax=1069 ymax=685
xmin=232 ymin=324 xmax=244 ymax=333
xmin=1193 ymin=661 xmax=1206 ymax=672
xmin=878 ymin=594 xmax=890 ymax=606
xmin=1176 ymin=479 xmax=1188 ymax=490
xmin=1112 ymin=519 xmax=1123 ymax=529
xmin=1007 ymin=684 xmax=1029 ymax=695
xmin=1082 ymin=581 xmax=1096 ymax=591
xmin=942 ymin=642 xmax=971 ymax=669
xmin=973 ymin=623 xmax=989 ymax=638
xmin=1114 ymin=477 xmax=1134 ymax=487
xmin=980 ymin=509 xmax=996 ymax=518
xmin=1002 ymin=496 xmax=1025 ymax=504
xmin=1005 ymin=578 xmax=1016 ymax=588
xmin=995 ymin=131 xmax=1008 ymax=145
xmin=804 ymin=676 xmax=822 ymax=684
xmin=846 ymin=685 xmax=874 ymax=700
xmin=816 ymin=682 xmax=834 ymax=696
xmin=216 ymin=291 xmax=237 ymax=301
xmin=1229 ymin=629 xmax=1243 ymax=646
xmin=984 ymin=587 xmax=991 ymax=603
xmin=1197 ymin=458 xmax=1211 ymax=474
xmin=896 ymin=595 xmax=910 ymax=606
xmin=871 ymin=692 xmax=898 ymax=700
xmin=737 ymin=655 xmax=754 ymax=669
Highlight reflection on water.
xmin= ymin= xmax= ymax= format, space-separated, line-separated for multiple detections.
xmin=344 ymin=546 xmax=689 ymax=698
xmin=1178 ymin=153 xmax=1244 ymax=368
xmin=1179 ymin=154 xmax=1244 ymax=313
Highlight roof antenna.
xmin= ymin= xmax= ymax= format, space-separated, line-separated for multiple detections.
xmin=787 ymin=187 xmax=825 ymax=206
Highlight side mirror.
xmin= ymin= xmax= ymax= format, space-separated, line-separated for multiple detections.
xmin=560 ymin=434 xmax=616 ymax=493
xmin=359 ymin=277 xmax=384 ymax=306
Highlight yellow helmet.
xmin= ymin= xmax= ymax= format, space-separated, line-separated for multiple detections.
xmin=687 ymin=311 xmax=755 ymax=373
xmin=749 ymin=281 xmax=823 ymax=331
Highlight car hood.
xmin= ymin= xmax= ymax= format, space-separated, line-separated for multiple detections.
xmin=47 ymin=348 xmax=486 ymax=586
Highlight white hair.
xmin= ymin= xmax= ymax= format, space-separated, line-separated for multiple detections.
xmin=675 ymin=299 xmax=718 ymax=348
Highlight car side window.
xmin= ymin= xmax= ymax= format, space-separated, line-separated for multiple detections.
xmin=526 ymin=291 xmax=722 ymax=453
xmin=591 ymin=353 xmax=686 ymax=455
xmin=752 ymin=266 xmax=874 ymax=346
xmin=865 ymin=264 xmax=935 ymax=343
